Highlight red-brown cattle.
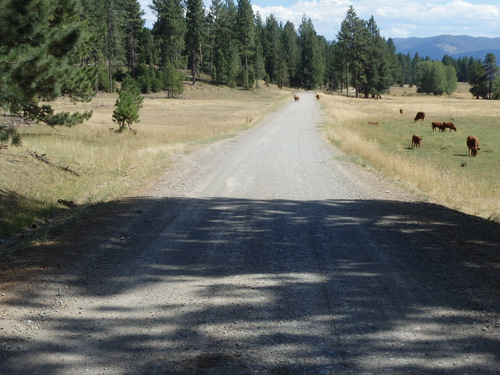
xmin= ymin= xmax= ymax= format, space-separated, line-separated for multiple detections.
xmin=414 ymin=111 xmax=425 ymax=121
xmin=316 ymin=94 xmax=320 ymax=100
xmin=443 ymin=121 xmax=457 ymax=131
xmin=294 ymin=95 xmax=300 ymax=102
xmin=431 ymin=122 xmax=442 ymax=131
xmin=466 ymin=135 xmax=480 ymax=156
xmin=399 ymin=109 xmax=403 ymax=114
xmin=412 ymin=134 xmax=422 ymax=148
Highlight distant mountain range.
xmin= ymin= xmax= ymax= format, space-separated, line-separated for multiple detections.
xmin=392 ymin=35 xmax=500 ymax=61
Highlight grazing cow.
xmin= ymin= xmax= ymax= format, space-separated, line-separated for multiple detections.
xmin=293 ymin=95 xmax=300 ymax=102
xmin=368 ymin=121 xmax=379 ymax=125
xmin=399 ymin=109 xmax=403 ymax=114
xmin=431 ymin=121 xmax=442 ymax=131
xmin=414 ymin=111 xmax=425 ymax=121
xmin=438 ymin=123 xmax=447 ymax=132
xmin=443 ymin=121 xmax=457 ymax=131
xmin=412 ymin=134 xmax=422 ymax=148
xmin=316 ymin=94 xmax=320 ymax=100
xmin=466 ymin=135 xmax=480 ymax=156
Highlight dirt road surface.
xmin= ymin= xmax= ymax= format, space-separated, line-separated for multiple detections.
xmin=1 ymin=92 xmax=499 ymax=374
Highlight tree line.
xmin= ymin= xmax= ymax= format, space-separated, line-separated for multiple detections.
xmin=1 ymin=0 xmax=500 ymax=144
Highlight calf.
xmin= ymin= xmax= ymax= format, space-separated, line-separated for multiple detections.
xmin=293 ymin=95 xmax=300 ymax=102
xmin=414 ymin=111 xmax=425 ymax=121
xmin=442 ymin=121 xmax=457 ymax=131
xmin=466 ymin=135 xmax=480 ymax=156
xmin=412 ymin=134 xmax=422 ymax=148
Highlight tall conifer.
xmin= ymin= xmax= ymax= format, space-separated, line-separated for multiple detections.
xmin=186 ymin=0 xmax=206 ymax=84
xmin=0 ymin=0 xmax=95 ymax=145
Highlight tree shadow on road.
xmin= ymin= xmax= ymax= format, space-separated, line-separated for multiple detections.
xmin=1 ymin=196 xmax=499 ymax=374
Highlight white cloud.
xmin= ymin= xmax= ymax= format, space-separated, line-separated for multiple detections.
xmin=253 ymin=0 xmax=500 ymax=39
xmin=138 ymin=0 xmax=500 ymax=39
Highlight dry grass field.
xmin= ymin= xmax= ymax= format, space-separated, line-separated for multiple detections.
xmin=2 ymin=81 xmax=500 ymax=238
xmin=0 ymin=82 xmax=292 ymax=237
xmin=321 ymin=83 xmax=500 ymax=222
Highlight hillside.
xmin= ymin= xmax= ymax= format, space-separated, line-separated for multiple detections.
xmin=392 ymin=34 xmax=500 ymax=60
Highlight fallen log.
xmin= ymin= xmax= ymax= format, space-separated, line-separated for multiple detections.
xmin=27 ymin=150 xmax=80 ymax=177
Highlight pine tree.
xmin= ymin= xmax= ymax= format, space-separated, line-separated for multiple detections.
xmin=337 ymin=6 xmax=364 ymax=96
xmin=123 ymin=0 xmax=145 ymax=78
xmin=469 ymin=59 xmax=488 ymax=99
xmin=151 ymin=0 xmax=185 ymax=68
xmin=298 ymin=17 xmax=324 ymax=90
xmin=105 ymin=0 xmax=126 ymax=93
xmin=186 ymin=0 xmax=206 ymax=84
xmin=282 ymin=21 xmax=300 ymax=87
xmin=363 ymin=16 xmax=394 ymax=97
xmin=0 ymin=0 xmax=95 ymax=145
xmin=236 ymin=0 xmax=255 ymax=89
xmin=483 ymin=53 xmax=498 ymax=99
xmin=112 ymin=75 xmax=143 ymax=134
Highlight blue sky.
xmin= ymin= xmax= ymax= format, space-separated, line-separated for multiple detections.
xmin=139 ymin=0 xmax=500 ymax=40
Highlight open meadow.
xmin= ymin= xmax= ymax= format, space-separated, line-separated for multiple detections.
xmin=321 ymin=83 xmax=500 ymax=222
xmin=2 ymin=81 xmax=500 ymax=238
xmin=0 ymin=82 xmax=292 ymax=237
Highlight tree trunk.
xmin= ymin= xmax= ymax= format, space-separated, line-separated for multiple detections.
xmin=191 ymin=51 xmax=196 ymax=85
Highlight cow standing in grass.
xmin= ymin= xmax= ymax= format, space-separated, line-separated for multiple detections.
xmin=412 ymin=134 xmax=422 ymax=148
xmin=432 ymin=122 xmax=442 ymax=131
xmin=414 ymin=111 xmax=425 ymax=121
xmin=467 ymin=135 xmax=480 ymax=156
xmin=443 ymin=121 xmax=457 ymax=131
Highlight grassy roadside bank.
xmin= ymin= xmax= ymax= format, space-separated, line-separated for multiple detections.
xmin=320 ymin=84 xmax=500 ymax=223
xmin=0 ymin=82 xmax=292 ymax=238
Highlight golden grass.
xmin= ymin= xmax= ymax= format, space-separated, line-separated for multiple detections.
xmin=321 ymin=83 xmax=500 ymax=222
xmin=0 ymin=81 xmax=292 ymax=236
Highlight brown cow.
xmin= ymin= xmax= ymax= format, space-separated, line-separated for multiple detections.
xmin=399 ymin=109 xmax=403 ymax=114
xmin=412 ymin=134 xmax=422 ymax=148
xmin=431 ymin=122 xmax=442 ymax=131
xmin=414 ymin=111 xmax=425 ymax=121
xmin=316 ymin=94 xmax=320 ymax=100
xmin=293 ymin=95 xmax=300 ymax=102
xmin=466 ymin=135 xmax=480 ymax=156
xmin=443 ymin=121 xmax=457 ymax=131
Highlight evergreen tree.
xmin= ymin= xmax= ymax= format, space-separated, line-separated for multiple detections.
xmin=163 ymin=63 xmax=184 ymax=98
xmin=236 ymin=0 xmax=255 ymax=89
xmin=298 ymin=17 xmax=324 ymax=90
xmin=123 ymin=0 xmax=145 ymax=78
xmin=206 ymin=0 xmax=239 ymax=85
xmin=282 ymin=21 xmax=300 ymax=87
xmin=263 ymin=14 xmax=281 ymax=83
xmin=151 ymin=0 xmax=185 ymax=68
xmin=469 ymin=59 xmax=488 ymax=99
xmin=337 ymin=6 xmax=366 ymax=97
xmin=112 ymin=75 xmax=143 ymax=134
xmin=0 ymin=0 xmax=95 ymax=145
xmin=362 ymin=16 xmax=394 ymax=97
xmin=483 ymin=53 xmax=498 ymax=99
xmin=105 ymin=0 xmax=126 ymax=93
xmin=185 ymin=0 xmax=206 ymax=84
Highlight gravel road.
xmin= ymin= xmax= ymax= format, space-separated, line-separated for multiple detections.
xmin=1 ymin=92 xmax=499 ymax=374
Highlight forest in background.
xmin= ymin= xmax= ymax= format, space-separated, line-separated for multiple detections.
xmin=1 ymin=0 xmax=500 ymax=142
